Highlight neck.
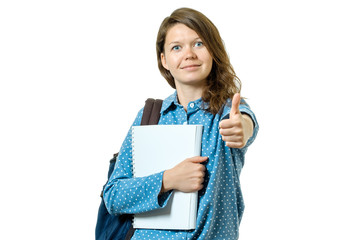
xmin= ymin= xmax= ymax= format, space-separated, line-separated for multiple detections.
xmin=175 ymin=84 xmax=204 ymax=111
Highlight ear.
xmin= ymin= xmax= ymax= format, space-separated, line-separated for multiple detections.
xmin=161 ymin=53 xmax=169 ymax=70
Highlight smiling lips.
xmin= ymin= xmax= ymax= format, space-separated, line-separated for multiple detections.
xmin=181 ymin=64 xmax=201 ymax=70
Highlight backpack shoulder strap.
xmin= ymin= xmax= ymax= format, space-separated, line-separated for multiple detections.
xmin=140 ymin=98 xmax=163 ymax=125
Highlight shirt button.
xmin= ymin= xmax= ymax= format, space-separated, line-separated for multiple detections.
xmin=189 ymin=103 xmax=195 ymax=108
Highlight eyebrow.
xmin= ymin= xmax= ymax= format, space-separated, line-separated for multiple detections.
xmin=168 ymin=41 xmax=180 ymax=45
xmin=168 ymin=38 xmax=202 ymax=46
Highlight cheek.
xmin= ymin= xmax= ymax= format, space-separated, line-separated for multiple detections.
xmin=167 ymin=55 xmax=182 ymax=69
xmin=203 ymin=55 xmax=213 ymax=73
xmin=200 ymin=51 xmax=213 ymax=67
xmin=208 ymin=59 xmax=213 ymax=70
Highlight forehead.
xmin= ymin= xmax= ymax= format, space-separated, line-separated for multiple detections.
xmin=165 ymin=23 xmax=200 ymax=43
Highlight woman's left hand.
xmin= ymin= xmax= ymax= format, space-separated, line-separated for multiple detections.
xmin=219 ymin=93 xmax=254 ymax=149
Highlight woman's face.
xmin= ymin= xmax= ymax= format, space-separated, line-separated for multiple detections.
xmin=161 ymin=24 xmax=213 ymax=89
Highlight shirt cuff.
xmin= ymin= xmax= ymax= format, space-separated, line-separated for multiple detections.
xmin=239 ymin=107 xmax=259 ymax=148
xmin=157 ymin=171 xmax=174 ymax=208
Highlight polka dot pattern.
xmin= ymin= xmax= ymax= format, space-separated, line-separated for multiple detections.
xmin=103 ymin=91 xmax=259 ymax=239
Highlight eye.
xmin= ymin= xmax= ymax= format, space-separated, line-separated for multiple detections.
xmin=194 ymin=41 xmax=203 ymax=47
xmin=172 ymin=45 xmax=181 ymax=51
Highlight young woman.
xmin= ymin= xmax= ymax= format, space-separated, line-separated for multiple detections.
xmin=104 ymin=7 xmax=259 ymax=240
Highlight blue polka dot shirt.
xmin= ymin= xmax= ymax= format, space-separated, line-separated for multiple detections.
xmin=104 ymin=91 xmax=259 ymax=240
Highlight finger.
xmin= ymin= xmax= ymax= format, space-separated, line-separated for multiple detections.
xmin=219 ymin=119 xmax=233 ymax=129
xmin=188 ymin=156 xmax=208 ymax=163
xmin=220 ymin=127 xmax=243 ymax=136
xmin=225 ymin=141 xmax=246 ymax=149
xmin=193 ymin=169 xmax=206 ymax=178
xmin=230 ymin=93 xmax=241 ymax=119
xmin=194 ymin=183 xmax=203 ymax=191
xmin=222 ymin=135 xmax=243 ymax=143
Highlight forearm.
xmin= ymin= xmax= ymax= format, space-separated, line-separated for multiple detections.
xmin=241 ymin=113 xmax=254 ymax=144
xmin=104 ymin=172 xmax=170 ymax=215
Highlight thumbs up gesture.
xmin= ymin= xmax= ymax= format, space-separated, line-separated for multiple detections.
xmin=219 ymin=93 xmax=253 ymax=149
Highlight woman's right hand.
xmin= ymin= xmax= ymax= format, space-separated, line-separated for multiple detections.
xmin=161 ymin=156 xmax=208 ymax=193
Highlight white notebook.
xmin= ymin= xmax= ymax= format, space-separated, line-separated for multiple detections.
xmin=131 ymin=124 xmax=203 ymax=230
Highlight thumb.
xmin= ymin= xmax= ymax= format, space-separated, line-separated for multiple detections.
xmin=230 ymin=93 xmax=241 ymax=119
xmin=188 ymin=156 xmax=208 ymax=163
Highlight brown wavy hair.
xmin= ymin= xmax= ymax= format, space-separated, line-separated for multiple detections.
xmin=156 ymin=7 xmax=241 ymax=115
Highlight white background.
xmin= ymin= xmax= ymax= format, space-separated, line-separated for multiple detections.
xmin=1 ymin=0 xmax=359 ymax=239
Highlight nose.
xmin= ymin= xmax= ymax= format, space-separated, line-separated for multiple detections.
xmin=184 ymin=47 xmax=196 ymax=60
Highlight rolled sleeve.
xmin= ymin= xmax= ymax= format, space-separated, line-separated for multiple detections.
xmin=104 ymin=171 xmax=173 ymax=215
xmin=239 ymin=105 xmax=259 ymax=148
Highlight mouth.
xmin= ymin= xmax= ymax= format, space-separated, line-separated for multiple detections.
xmin=181 ymin=64 xmax=201 ymax=70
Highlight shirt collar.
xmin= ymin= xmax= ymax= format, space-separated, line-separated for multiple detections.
xmin=160 ymin=91 xmax=177 ymax=114
xmin=160 ymin=91 xmax=209 ymax=114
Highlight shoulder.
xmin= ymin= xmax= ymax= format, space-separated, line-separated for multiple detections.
xmin=132 ymin=107 xmax=145 ymax=127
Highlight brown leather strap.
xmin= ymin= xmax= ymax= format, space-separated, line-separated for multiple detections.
xmin=140 ymin=98 xmax=154 ymax=125
xmin=140 ymin=98 xmax=163 ymax=125
xmin=148 ymin=99 xmax=163 ymax=125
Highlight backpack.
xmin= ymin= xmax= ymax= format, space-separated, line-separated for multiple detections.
xmin=95 ymin=98 xmax=163 ymax=240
